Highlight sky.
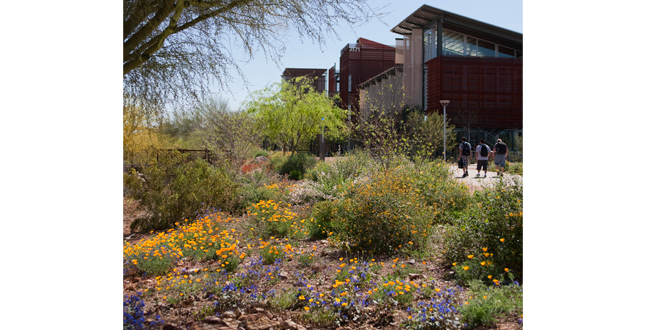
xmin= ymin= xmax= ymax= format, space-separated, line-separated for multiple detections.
xmin=223 ymin=0 xmax=523 ymax=111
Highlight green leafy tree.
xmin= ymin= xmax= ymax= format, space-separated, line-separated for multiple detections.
xmin=245 ymin=76 xmax=347 ymax=154
xmin=123 ymin=0 xmax=382 ymax=105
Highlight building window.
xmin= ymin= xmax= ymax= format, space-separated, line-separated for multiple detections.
xmin=466 ymin=37 xmax=478 ymax=57
xmin=443 ymin=30 xmax=464 ymax=56
xmin=477 ymin=39 xmax=496 ymax=57
xmin=498 ymin=45 xmax=515 ymax=58
xmin=439 ymin=29 xmax=520 ymax=59
xmin=423 ymin=27 xmax=437 ymax=62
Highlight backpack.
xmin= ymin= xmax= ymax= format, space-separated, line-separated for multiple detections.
xmin=480 ymin=144 xmax=489 ymax=157
xmin=461 ymin=142 xmax=471 ymax=156
xmin=495 ymin=142 xmax=507 ymax=155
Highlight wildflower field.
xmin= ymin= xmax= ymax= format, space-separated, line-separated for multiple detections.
xmin=124 ymin=151 xmax=523 ymax=330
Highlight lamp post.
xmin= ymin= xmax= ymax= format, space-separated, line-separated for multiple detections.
xmin=320 ymin=117 xmax=325 ymax=161
xmin=439 ymin=100 xmax=450 ymax=162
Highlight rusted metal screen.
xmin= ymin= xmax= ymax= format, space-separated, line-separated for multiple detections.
xmin=339 ymin=40 xmax=396 ymax=115
xmin=425 ymin=56 xmax=522 ymax=129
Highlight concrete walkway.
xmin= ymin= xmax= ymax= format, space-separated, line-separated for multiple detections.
xmin=449 ymin=164 xmax=520 ymax=191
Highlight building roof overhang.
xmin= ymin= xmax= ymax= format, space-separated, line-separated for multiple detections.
xmin=390 ymin=5 xmax=522 ymax=44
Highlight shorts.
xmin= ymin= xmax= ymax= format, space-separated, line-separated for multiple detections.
xmin=461 ymin=155 xmax=470 ymax=167
xmin=494 ymin=155 xmax=506 ymax=167
xmin=477 ymin=159 xmax=488 ymax=171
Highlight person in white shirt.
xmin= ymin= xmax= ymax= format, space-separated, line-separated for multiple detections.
xmin=474 ymin=139 xmax=492 ymax=178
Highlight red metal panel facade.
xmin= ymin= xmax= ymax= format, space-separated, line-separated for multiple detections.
xmin=339 ymin=40 xmax=395 ymax=115
xmin=425 ymin=56 xmax=522 ymax=129
xmin=328 ymin=66 xmax=336 ymax=96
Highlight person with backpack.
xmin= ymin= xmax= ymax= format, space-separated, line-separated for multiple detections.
xmin=492 ymin=138 xmax=509 ymax=177
xmin=475 ymin=139 xmax=492 ymax=178
xmin=458 ymin=137 xmax=472 ymax=178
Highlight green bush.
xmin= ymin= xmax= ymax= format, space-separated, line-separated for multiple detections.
xmin=277 ymin=153 xmax=317 ymax=176
xmin=235 ymin=169 xmax=285 ymax=212
xmin=331 ymin=166 xmax=435 ymax=254
xmin=410 ymin=160 xmax=470 ymax=224
xmin=289 ymin=170 xmax=302 ymax=180
xmin=123 ymin=151 xmax=238 ymax=232
xmin=442 ymin=178 xmax=523 ymax=281
xmin=254 ymin=149 xmax=269 ymax=158
xmin=307 ymin=200 xmax=335 ymax=239
xmin=458 ymin=280 xmax=523 ymax=329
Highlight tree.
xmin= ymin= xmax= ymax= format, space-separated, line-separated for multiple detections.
xmin=123 ymin=100 xmax=165 ymax=164
xmin=124 ymin=0 xmax=382 ymax=105
xmin=245 ymin=76 xmax=347 ymax=154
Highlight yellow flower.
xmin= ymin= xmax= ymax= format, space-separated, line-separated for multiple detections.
xmin=304 ymin=307 xmax=309 ymax=311
xmin=480 ymin=261 xmax=486 ymax=266
xmin=463 ymin=266 xmax=469 ymax=271
xmin=435 ymin=288 xmax=441 ymax=292
xmin=483 ymin=295 xmax=487 ymax=299
xmin=505 ymin=268 xmax=509 ymax=272
xmin=467 ymin=255 xmax=474 ymax=259
xmin=488 ymin=275 xmax=492 ymax=279
xmin=500 ymin=238 xmax=505 ymax=243
xmin=452 ymin=263 xmax=457 ymax=266
xmin=482 ymin=247 xmax=488 ymax=252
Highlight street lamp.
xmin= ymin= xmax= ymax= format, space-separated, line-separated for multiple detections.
xmin=439 ymin=100 xmax=450 ymax=162
xmin=320 ymin=117 xmax=325 ymax=161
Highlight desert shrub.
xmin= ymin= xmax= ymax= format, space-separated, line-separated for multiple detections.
xmin=236 ymin=170 xmax=289 ymax=212
xmin=302 ymin=149 xmax=382 ymax=200
xmin=246 ymin=200 xmax=306 ymax=239
xmin=254 ymin=149 xmax=269 ymax=158
xmin=331 ymin=166 xmax=435 ymax=254
xmin=458 ymin=280 xmax=523 ymax=329
xmin=307 ymin=200 xmax=335 ymax=239
xmin=289 ymin=170 xmax=302 ymax=180
xmin=277 ymin=152 xmax=318 ymax=176
xmin=410 ymin=160 xmax=470 ymax=224
xmin=287 ymin=180 xmax=335 ymax=205
xmin=123 ymin=152 xmax=238 ymax=232
xmin=442 ymin=178 xmax=523 ymax=281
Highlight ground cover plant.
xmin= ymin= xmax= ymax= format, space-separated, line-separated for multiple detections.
xmin=123 ymin=148 xmax=522 ymax=330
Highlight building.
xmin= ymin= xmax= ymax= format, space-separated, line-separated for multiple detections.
xmin=333 ymin=38 xmax=396 ymax=121
xmin=280 ymin=68 xmax=327 ymax=93
xmin=387 ymin=5 xmax=522 ymax=148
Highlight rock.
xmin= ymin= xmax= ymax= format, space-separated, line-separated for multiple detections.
xmin=278 ymin=271 xmax=289 ymax=280
xmin=282 ymin=320 xmax=307 ymax=330
xmin=244 ymin=317 xmax=280 ymax=330
xmin=255 ymin=156 xmax=268 ymax=163
xmin=234 ymin=307 xmax=243 ymax=319
xmin=222 ymin=311 xmax=236 ymax=319
xmin=162 ymin=324 xmax=182 ymax=330
xmin=408 ymin=259 xmax=415 ymax=265
xmin=408 ymin=273 xmax=421 ymax=281
xmin=204 ymin=316 xmax=225 ymax=324
xmin=253 ymin=308 xmax=266 ymax=313
xmin=238 ymin=313 xmax=263 ymax=322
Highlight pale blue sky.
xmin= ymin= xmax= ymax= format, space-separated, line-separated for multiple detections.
xmin=222 ymin=0 xmax=523 ymax=110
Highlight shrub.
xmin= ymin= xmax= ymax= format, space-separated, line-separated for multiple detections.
xmin=235 ymin=170 xmax=290 ymax=212
xmin=307 ymin=200 xmax=335 ymax=239
xmin=254 ymin=149 xmax=269 ymax=158
xmin=277 ymin=153 xmax=318 ymax=176
xmin=124 ymin=151 xmax=238 ymax=232
xmin=289 ymin=170 xmax=302 ymax=180
xmin=331 ymin=166 xmax=435 ymax=254
xmin=442 ymin=178 xmax=523 ymax=280
xmin=246 ymin=200 xmax=306 ymax=239
xmin=458 ymin=280 xmax=523 ymax=329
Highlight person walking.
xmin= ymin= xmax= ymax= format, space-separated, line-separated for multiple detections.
xmin=458 ymin=137 xmax=472 ymax=178
xmin=492 ymin=138 xmax=509 ymax=177
xmin=474 ymin=139 xmax=491 ymax=178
